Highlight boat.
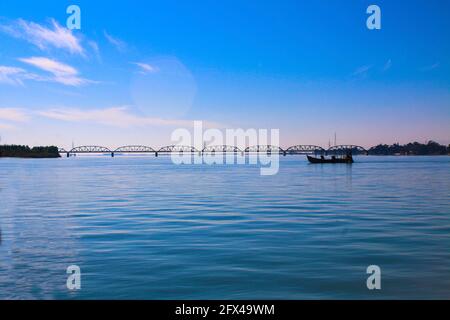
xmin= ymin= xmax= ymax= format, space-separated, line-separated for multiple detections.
xmin=307 ymin=154 xmax=353 ymax=164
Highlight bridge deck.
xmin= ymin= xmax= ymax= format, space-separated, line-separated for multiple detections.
xmin=61 ymin=144 xmax=368 ymax=156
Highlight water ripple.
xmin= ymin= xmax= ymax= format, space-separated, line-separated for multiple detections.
xmin=0 ymin=156 xmax=449 ymax=299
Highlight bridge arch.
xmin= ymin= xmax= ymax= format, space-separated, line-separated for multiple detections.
xmin=70 ymin=146 xmax=111 ymax=153
xmin=114 ymin=145 xmax=156 ymax=153
xmin=327 ymin=145 xmax=369 ymax=155
xmin=245 ymin=145 xmax=285 ymax=154
xmin=285 ymin=145 xmax=326 ymax=155
xmin=202 ymin=145 xmax=242 ymax=153
xmin=157 ymin=145 xmax=199 ymax=153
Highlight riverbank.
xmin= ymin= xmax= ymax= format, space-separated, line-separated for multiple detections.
xmin=369 ymin=141 xmax=449 ymax=155
xmin=0 ymin=145 xmax=61 ymax=158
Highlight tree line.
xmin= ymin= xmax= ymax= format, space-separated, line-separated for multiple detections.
xmin=0 ymin=141 xmax=449 ymax=158
xmin=0 ymin=145 xmax=61 ymax=158
xmin=369 ymin=141 xmax=449 ymax=155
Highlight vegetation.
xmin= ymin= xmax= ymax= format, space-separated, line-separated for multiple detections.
xmin=0 ymin=145 xmax=61 ymax=158
xmin=369 ymin=141 xmax=449 ymax=155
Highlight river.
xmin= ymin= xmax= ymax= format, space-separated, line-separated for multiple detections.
xmin=0 ymin=156 xmax=449 ymax=299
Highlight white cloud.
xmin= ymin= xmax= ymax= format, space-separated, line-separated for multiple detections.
xmin=1 ymin=19 xmax=84 ymax=55
xmin=18 ymin=57 xmax=95 ymax=86
xmin=421 ymin=62 xmax=440 ymax=72
xmin=0 ymin=66 xmax=27 ymax=85
xmin=88 ymin=41 xmax=101 ymax=61
xmin=20 ymin=57 xmax=77 ymax=76
xmin=132 ymin=62 xmax=158 ymax=74
xmin=352 ymin=65 xmax=372 ymax=77
xmin=38 ymin=106 xmax=221 ymax=128
xmin=0 ymin=66 xmax=45 ymax=86
xmin=104 ymin=31 xmax=127 ymax=52
xmin=0 ymin=108 xmax=29 ymax=122
xmin=382 ymin=59 xmax=392 ymax=72
xmin=0 ymin=108 xmax=29 ymax=130
xmin=0 ymin=58 xmax=97 ymax=87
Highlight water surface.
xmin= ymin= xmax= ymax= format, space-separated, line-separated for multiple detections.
xmin=0 ymin=156 xmax=449 ymax=299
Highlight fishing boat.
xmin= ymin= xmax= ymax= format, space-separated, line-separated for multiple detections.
xmin=307 ymin=154 xmax=353 ymax=164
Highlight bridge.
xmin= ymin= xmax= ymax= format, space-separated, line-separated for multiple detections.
xmin=327 ymin=145 xmax=369 ymax=155
xmin=60 ymin=144 xmax=368 ymax=157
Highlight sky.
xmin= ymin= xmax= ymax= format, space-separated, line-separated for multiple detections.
xmin=0 ymin=0 xmax=449 ymax=149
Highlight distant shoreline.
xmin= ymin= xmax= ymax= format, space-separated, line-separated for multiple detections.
xmin=367 ymin=141 xmax=449 ymax=156
xmin=368 ymin=154 xmax=449 ymax=156
xmin=0 ymin=145 xmax=60 ymax=158
xmin=1 ymin=141 xmax=449 ymax=158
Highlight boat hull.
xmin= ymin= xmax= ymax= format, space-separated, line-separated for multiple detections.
xmin=307 ymin=155 xmax=353 ymax=164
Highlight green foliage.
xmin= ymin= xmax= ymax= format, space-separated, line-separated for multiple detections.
xmin=0 ymin=145 xmax=61 ymax=158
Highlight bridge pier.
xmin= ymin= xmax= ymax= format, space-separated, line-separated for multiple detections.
xmin=111 ymin=152 xmax=114 ymax=157
xmin=155 ymin=152 xmax=158 ymax=157
xmin=67 ymin=152 xmax=70 ymax=158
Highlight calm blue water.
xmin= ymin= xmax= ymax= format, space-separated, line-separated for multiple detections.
xmin=0 ymin=156 xmax=449 ymax=299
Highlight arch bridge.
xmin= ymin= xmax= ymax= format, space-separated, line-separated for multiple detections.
xmin=202 ymin=145 xmax=242 ymax=153
xmin=245 ymin=145 xmax=286 ymax=155
xmin=157 ymin=145 xmax=199 ymax=157
xmin=114 ymin=145 xmax=156 ymax=154
xmin=61 ymin=144 xmax=369 ymax=157
xmin=70 ymin=146 xmax=112 ymax=153
xmin=286 ymin=145 xmax=326 ymax=155
xmin=326 ymin=145 xmax=369 ymax=155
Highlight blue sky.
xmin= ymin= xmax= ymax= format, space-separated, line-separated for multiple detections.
xmin=0 ymin=0 xmax=449 ymax=148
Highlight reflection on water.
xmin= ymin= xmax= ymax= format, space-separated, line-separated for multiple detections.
xmin=0 ymin=156 xmax=449 ymax=299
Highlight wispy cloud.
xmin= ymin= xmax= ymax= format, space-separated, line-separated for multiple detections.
xmin=88 ymin=41 xmax=101 ymax=61
xmin=132 ymin=62 xmax=158 ymax=74
xmin=352 ymin=65 xmax=372 ymax=77
xmin=420 ymin=62 xmax=440 ymax=72
xmin=38 ymin=106 xmax=220 ymax=128
xmin=0 ymin=66 xmax=28 ymax=85
xmin=382 ymin=59 xmax=392 ymax=72
xmin=0 ymin=108 xmax=29 ymax=130
xmin=18 ymin=57 xmax=95 ymax=86
xmin=104 ymin=31 xmax=127 ymax=52
xmin=0 ymin=66 xmax=45 ymax=86
xmin=1 ymin=18 xmax=84 ymax=55
xmin=0 ymin=108 xmax=29 ymax=122
xmin=0 ymin=123 xmax=15 ymax=130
